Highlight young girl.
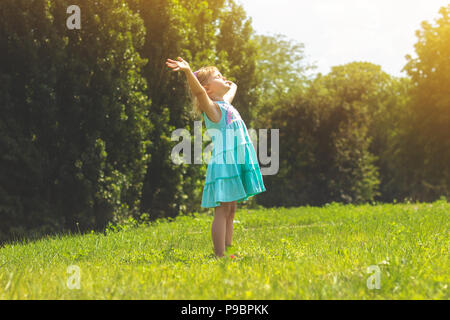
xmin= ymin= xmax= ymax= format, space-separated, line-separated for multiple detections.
xmin=166 ymin=57 xmax=266 ymax=258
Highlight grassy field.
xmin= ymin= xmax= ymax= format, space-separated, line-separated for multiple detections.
xmin=0 ymin=200 xmax=448 ymax=299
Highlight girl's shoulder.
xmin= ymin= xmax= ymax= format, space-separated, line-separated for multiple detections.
xmin=203 ymin=101 xmax=228 ymax=125
xmin=215 ymin=100 xmax=234 ymax=111
xmin=202 ymin=100 xmax=227 ymax=113
xmin=214 ymin=100 xmax=228 ymax=106
xmin=210 ymin=100 xmax=230 ymax=114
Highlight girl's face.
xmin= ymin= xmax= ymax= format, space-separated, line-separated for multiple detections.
xmin=204 ymin=70 xmax=230 ymax=97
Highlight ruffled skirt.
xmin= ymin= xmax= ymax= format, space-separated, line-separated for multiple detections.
xmin=201 ymin=140 xmax=266 ymax=208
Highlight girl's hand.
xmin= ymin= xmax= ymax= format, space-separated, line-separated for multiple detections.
xmin=166 ymin=57 xmax=191 ymax=72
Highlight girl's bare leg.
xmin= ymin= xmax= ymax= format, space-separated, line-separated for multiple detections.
xmin=211 ymin=201 xmax=233 ymax=257
xmin=225 ymin=201 xmax=237 ymax=248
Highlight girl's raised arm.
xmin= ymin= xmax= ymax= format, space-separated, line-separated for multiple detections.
xmin=166 ymin=57 xmax=218 ymax=117
xmin=166 ymin=57 xmax=204 ymax=95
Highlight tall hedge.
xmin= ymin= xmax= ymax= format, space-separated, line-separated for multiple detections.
xmin=0 ymin=0 xmax=152 ymax=242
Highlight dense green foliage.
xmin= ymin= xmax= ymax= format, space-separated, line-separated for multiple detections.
xmin=0 ymin=0 xmax=152 ymax=242
xmin=399 ymin=6 xmax=450 ymax=201
xmin=0 ymin=201 xmax=448 ymax=299
xmin=0 ymin=1 xmax=449 ymax=242
xmin=258 ymin=6 xmax=449 ymax=206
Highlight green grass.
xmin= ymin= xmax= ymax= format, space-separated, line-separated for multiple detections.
xmin=0 ymin=200 xmax=448 ymax=299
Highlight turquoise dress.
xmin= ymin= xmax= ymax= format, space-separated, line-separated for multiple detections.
xmin=201 ymin=100 xmax=266 ymax=208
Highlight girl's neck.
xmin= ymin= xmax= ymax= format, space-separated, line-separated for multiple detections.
xmin=210 ymin=94 xmax=225 ymax=102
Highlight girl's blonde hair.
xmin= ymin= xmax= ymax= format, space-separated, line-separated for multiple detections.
xmin=187 ymin=66 xmax=220 ymax=119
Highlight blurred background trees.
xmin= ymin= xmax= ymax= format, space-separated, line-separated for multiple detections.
xmin=0 ymin=0 xmax=152 ymax=242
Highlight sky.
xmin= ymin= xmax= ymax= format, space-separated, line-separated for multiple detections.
xmin=238 ymin=0 xmax=448 ymax=77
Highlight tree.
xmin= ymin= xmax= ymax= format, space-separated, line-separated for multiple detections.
xmin=259 ymin=62 xmax=384 ymax=206
xmin=0 ymin=0 xmax=151 ymax=242
xmin=401 ymin=5 xmax=450 ymax=201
